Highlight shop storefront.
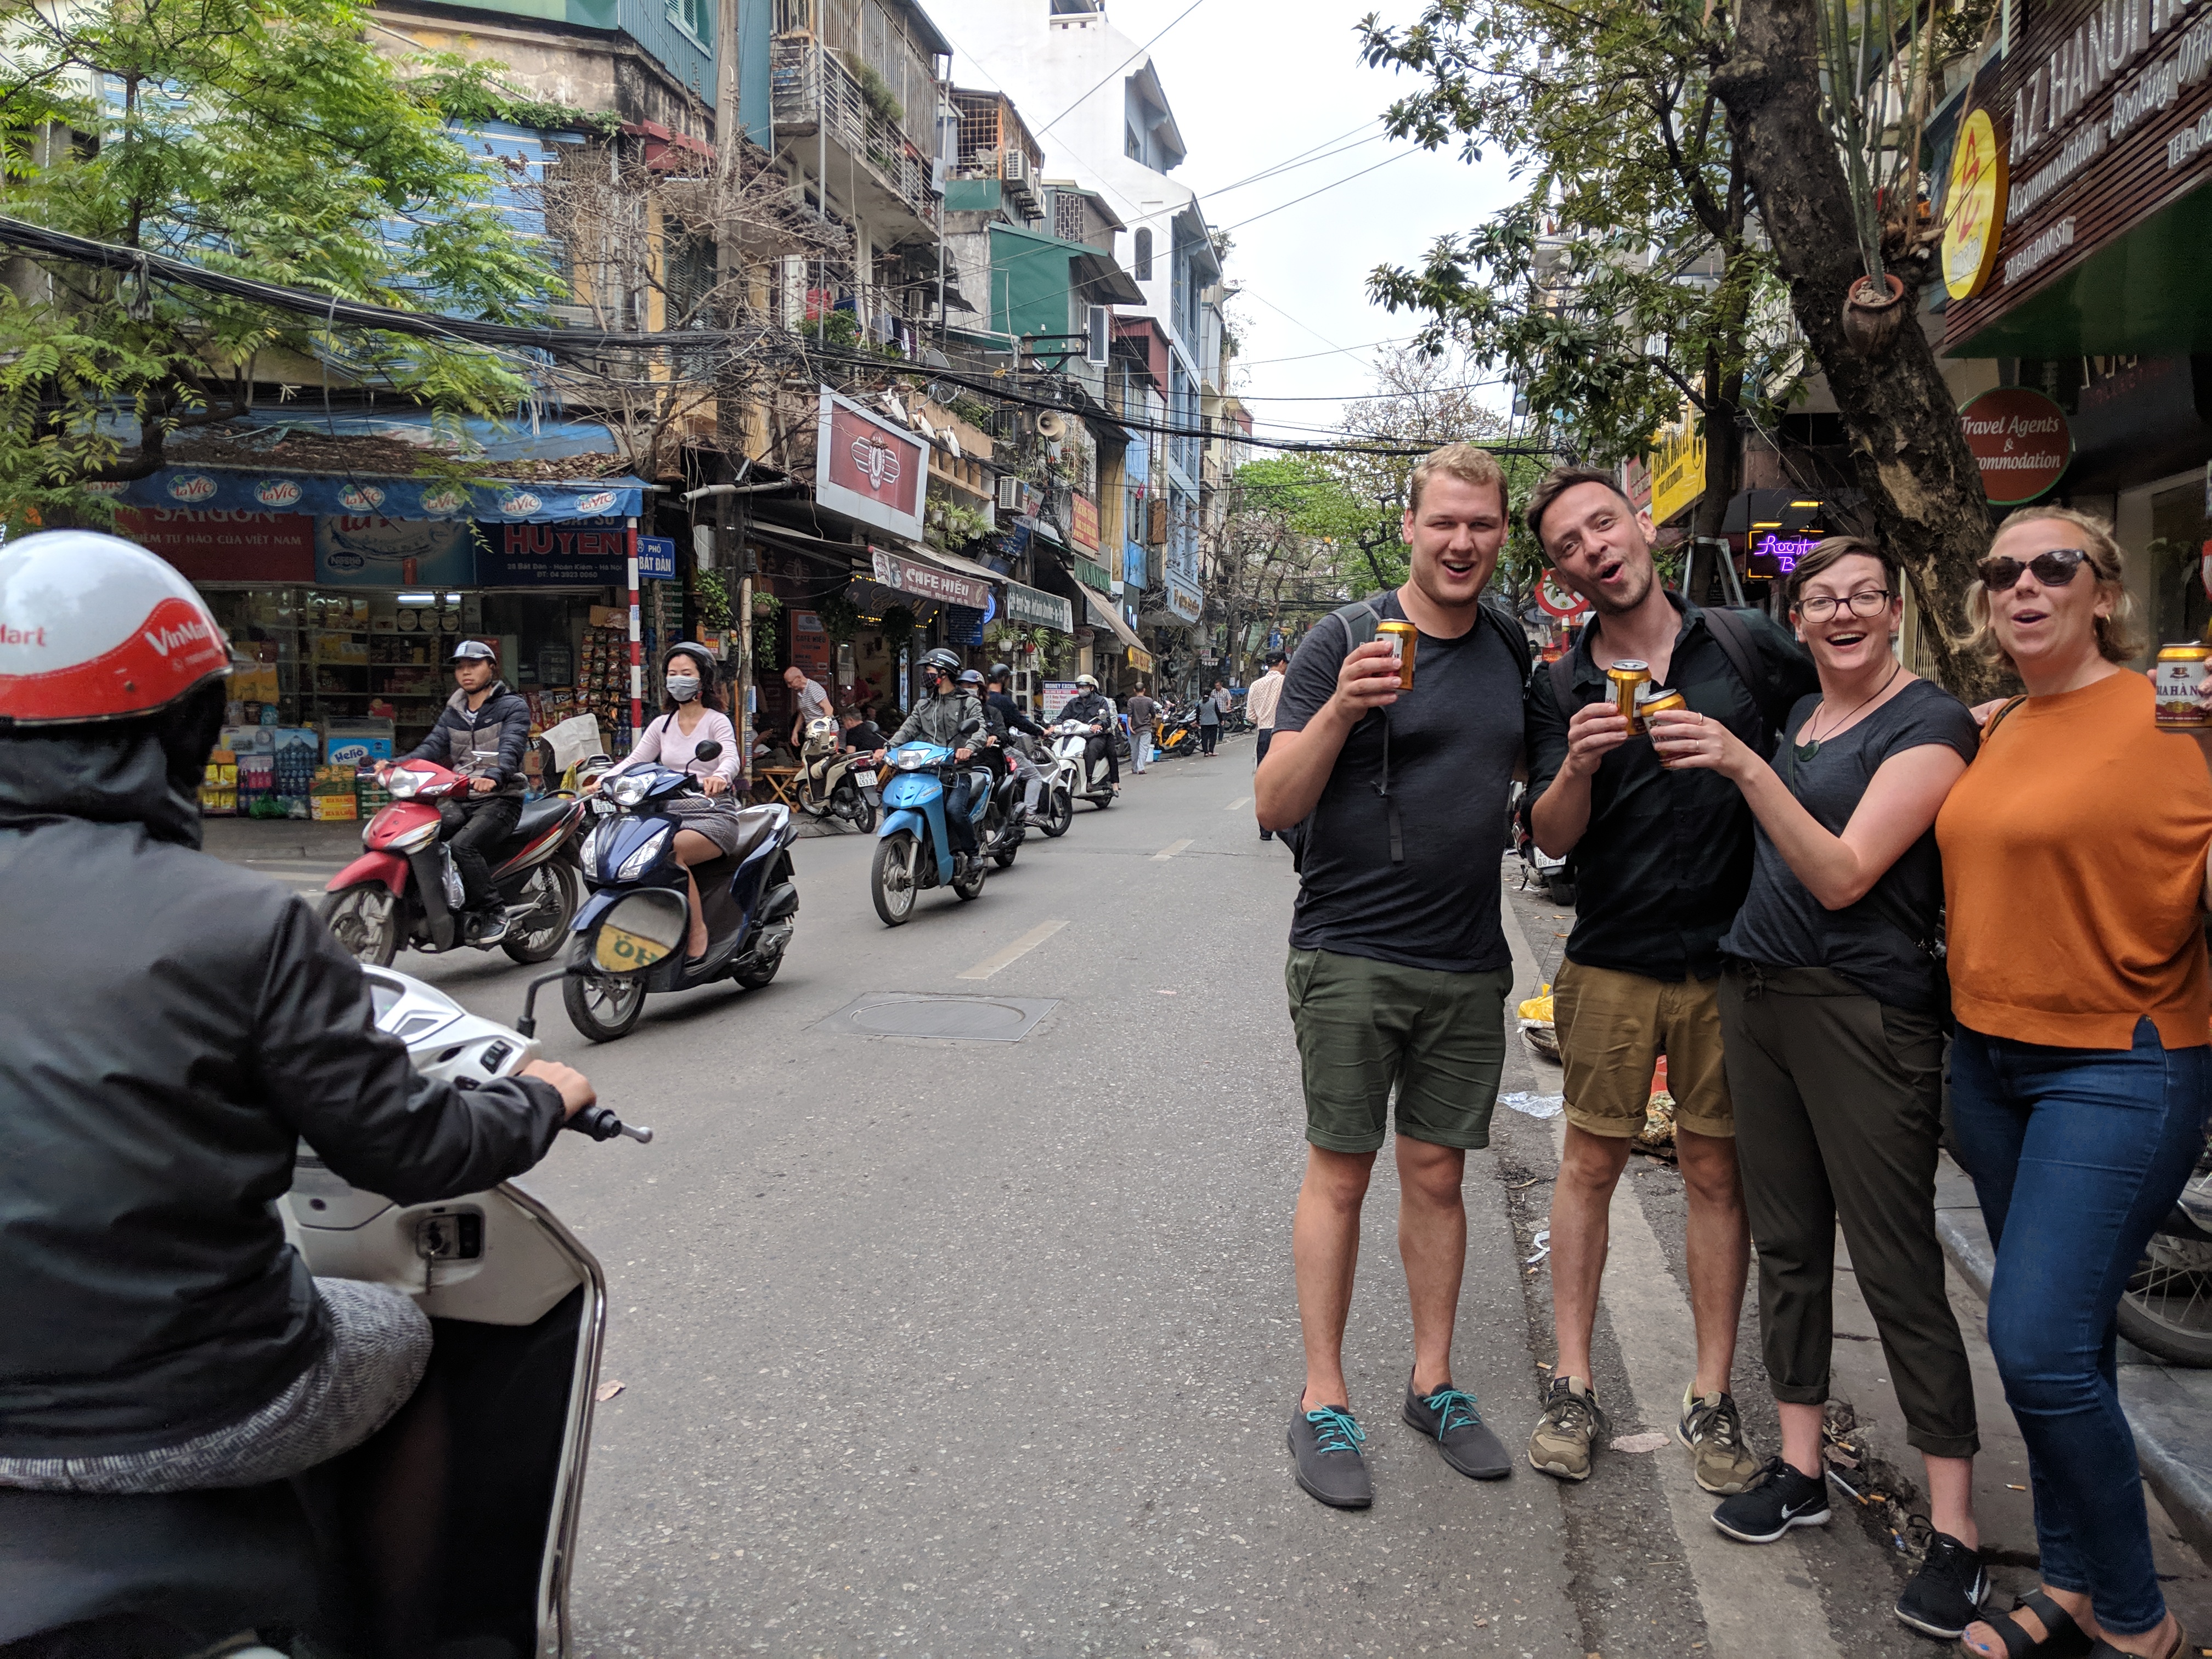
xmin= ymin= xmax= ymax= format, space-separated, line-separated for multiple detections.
xmin=115 ymin=465 xmax=651 ymax=814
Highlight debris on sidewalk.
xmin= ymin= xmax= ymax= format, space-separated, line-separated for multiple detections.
xmin=1628 ymin=1057 xmax=1679 ymax=1163
xmin=1610 ymin=1431 xmax=1670 ymax=1454
xmin=1517 ymin=986 xmax=1560 ymax=1064
xmin=1524 ymin=1228 xmax=1550 ymax=1269
xmin=1500 ymin=1091 xmax=1565 ymax=1120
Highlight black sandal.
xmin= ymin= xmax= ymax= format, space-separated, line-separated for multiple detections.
xmin=1963 ymin=1590 xmax=2092 ymax=1658
xmin=2089 ymin=1617 xmax=2189 ymax=1659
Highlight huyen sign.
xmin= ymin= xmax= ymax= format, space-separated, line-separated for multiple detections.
xmin=817 ymin=388 xmax=927 ymax=541
xmin=1949 ymin=0 xmax=2212 ymax=346
xmin=1960 ymin=386 xmax=2075 ymax=503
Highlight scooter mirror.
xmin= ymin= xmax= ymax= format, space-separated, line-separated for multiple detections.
xmin=958 ymin=719 xmax=982 ymax=737
xmin=693 ymin=740 xmax=723 ymax=761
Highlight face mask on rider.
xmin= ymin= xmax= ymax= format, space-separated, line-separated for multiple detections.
xmin=666 ymin=674 xmax=701 ymax=702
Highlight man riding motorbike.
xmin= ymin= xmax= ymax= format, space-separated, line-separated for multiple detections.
xmin=1060 ymin=673 xmax=1120 ymax=793
xmin=0 ymin=531 xmax=595 ymax=1507
xmin=873 ymin=647 xmax=986 ymax=876
xmin=377 ymin=639 xmax=531 ymax=944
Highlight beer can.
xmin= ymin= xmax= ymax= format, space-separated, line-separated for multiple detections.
xmin=1377 ymin=619 xmax=1419 ymax=690
xmin=1605 ymin=660 xmax=1650 ymax=723
xmin=2154 ymin=644 xmax=2211 ymax=727
xmin=1636 ymin=686 xmax=1687 ymax=732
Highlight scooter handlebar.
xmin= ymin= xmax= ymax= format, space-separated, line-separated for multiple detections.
xmin=562 ymin=1105 xmax=654 ymax=1144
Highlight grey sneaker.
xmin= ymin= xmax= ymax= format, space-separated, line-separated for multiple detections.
xmin=1677 ymin=1385 xmax=1761 ymax=1495
xmin=1527 ymin=1375 xmax=1609 ymax=1481
xmin=1288 ymin=1400 xmax=1372 ymax=1509
xmin=1402 ymin=1378 xmax=1511 ymax=1480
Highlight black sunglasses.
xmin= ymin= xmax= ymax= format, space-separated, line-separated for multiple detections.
xmin=1978 ymin=548 xmax=2091 ymax=591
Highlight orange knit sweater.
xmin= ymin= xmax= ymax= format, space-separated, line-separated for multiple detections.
xmin=1937 ymin=671 xmax=2212 ymax=1049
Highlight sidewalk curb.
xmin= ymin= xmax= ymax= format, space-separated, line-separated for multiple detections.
xmin=1934 ymin=1195 xmax=2212 ymax=1559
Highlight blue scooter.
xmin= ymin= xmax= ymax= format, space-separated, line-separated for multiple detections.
xmin=871 ymin=723 xmax=993 ymax=926
xmin=557 ymin=740 xmax=800 ymax=1040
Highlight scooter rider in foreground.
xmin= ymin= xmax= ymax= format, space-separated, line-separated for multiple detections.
xmin=0 ymin=532 xmax=596 ymax=1505
xmin=1061 ymin=673 xmax=1120 ymax=793
xmin=873 ymin=647 xmax=988 ymax=874
xmin=379 ymin=638 xmax=532 ymax=944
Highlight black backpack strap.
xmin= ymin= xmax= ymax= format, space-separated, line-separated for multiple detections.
xmin=1980 ymin=695 xmax=2028 ymax=745
xmin=1699 ymin=605 xmax=1775 ymax=754
xmin=1549 ymin=652 xmax=1576 ymax=709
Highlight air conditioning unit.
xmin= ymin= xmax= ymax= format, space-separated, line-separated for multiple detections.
xmin=1146 ymin=499 xmax=1169 ymax=547
xmin=1086 ymin=304 xmax=1110 ymax=366
xmin=1001 ymin=149 xmax=1028 ymax=185
xmin=997 ymin=475 xmax=1028 ymax=514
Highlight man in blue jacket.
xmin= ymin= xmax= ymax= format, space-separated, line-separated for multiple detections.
xmin=385 ymin=640 xmax=532 ymax=941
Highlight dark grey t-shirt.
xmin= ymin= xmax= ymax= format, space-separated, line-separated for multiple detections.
xmin=1276 ymin=595 xmax=1525 ymax=973
xmin=1719 ymin=678 xmax=1979 ymax=1012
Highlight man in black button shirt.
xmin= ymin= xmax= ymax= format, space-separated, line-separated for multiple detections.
xmin=1257 ymin=444 xmax=1530 ymax=1509
xmin=1521 ymin=467 xmax=1816 ymax=1493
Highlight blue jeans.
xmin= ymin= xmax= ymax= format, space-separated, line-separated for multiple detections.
xmin=1950 ymin=1018 xmax=2211 ymax=1637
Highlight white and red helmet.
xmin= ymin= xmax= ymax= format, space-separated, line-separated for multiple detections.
xmin=0 ymin=530 xmax=232 ymax=725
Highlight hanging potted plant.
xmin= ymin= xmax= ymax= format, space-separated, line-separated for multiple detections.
xmin=1815 ymin=0 xmax=1944 ymax=356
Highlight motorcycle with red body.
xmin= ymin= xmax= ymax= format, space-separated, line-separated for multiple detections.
xmin=320 ymin=759 xmax=584 ymax=967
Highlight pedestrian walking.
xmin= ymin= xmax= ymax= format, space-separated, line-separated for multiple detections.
xmin=1247 ymin=653 xmax=1286 ymax=839
xmin=1521 ymin=466 xmax=1816 ymax=1496
xmin=1125 ymin=684 xmax=1159 ymax=774
xmin=1255 ymin=443 xmax=1532 ymax=1509
xmin=1197 ymin=678 xmax=1223 ymax=756
xmin=1939 ymin=509 xmax=2212 ymax=1659
xmin=1647 ymin=536 xmax=1989 ymax=1638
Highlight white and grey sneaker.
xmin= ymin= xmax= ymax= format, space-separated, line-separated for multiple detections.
xmin=1711 ymin=1457 xmax=1831 ymax=1543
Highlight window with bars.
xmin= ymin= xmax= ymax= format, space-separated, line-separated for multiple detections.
xmin=1132 ymin=228 xmax=1152 ymax=281
xmin=1053 ymin=192 xmax=1086 ymax=245
xmin=668 ymin=0 xmax=713 ymax=47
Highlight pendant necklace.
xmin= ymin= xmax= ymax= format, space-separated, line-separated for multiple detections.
xmin=1793 ymin=662 xmax=1900 ymax=763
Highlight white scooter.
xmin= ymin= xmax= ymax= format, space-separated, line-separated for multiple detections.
xmin=1046 ymin=718 xmax=1116 ymax=823
xmin=0 ymin=967 xmax=648 ymax=1659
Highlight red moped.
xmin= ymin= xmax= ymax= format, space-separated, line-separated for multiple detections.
xmin=320 ymin=759 xmax=584 ymax=967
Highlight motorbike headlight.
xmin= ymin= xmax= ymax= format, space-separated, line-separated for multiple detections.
xmin=616 ymin=826 xmax=670 ymax=881
xmin=894 ymin=749 xmax=934 ymax=771
xmin=386 ymin=768 xmax=431 ymax=800
xmin=582 ymin=822 xmax=614 ymax=878
xmin=607 ymin=773 xmax=654 ymax=808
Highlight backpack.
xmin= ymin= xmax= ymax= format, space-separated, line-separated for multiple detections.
xmin=1283 ymin=594 xmax=1534 ymax=874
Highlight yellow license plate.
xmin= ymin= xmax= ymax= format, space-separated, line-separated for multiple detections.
xmin=594 ymin=922 xmax=672 ymax=973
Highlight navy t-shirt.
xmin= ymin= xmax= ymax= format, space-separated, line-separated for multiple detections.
xmin=1276 ymin=595 xmax=1526 ymax=973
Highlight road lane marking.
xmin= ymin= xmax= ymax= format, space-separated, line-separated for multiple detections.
xmin=1150 ymin=838 xmax=1193 ymax=860
xmin=955 ymin=918 xmax=1069 ymax=981
xmin=1224 ymin=796 xmax=1251 ymax=810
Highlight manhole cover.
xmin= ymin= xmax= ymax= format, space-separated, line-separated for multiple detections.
xmin=815 ymin=992 xmax=1058 ymax=1042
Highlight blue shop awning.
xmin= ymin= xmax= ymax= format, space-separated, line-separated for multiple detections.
xmin=108 ymin=464 xmax=651 ymax=523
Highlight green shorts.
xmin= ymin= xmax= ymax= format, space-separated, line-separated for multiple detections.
xmin=1285 ymin=947 xmax=1514 ymax=1154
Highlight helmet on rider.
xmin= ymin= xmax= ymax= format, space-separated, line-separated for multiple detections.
xmin=988 ymin=661 xmax=1012 ymax=682
xmin=918 ymin=646 xmax=962 ymax=681
xmin=450 ymin=639 xmax=496 ymax=664
xmin=957 ymin=668 xmax=984 ymax=687
xmin=0 ymin=530 xmax=231 ymax=726
xmin=1074 ymin=674 xmax=1099 ymax=690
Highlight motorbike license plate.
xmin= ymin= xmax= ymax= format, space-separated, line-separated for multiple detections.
xmin=853 ymin=769 xmax=878 ymax=787
xmin=595 ymin=922 xmax=673 ymax=974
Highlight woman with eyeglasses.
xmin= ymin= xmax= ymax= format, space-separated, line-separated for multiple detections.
xmin=1647 ymin=537 xmax=1988 ymax=1639
xmin=1927 ymin=507 xmax=2212 ymax=1659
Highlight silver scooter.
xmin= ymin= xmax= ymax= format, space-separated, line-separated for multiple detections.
xmin=0 ymin=967 xmax=648 ymax=1659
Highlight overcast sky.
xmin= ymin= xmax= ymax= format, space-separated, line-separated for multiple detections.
xmin=937 ymin=0 xmax=1523 ymax=444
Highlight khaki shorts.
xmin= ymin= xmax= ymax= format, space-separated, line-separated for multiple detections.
xmin=1553 ymin=957 xmax=1733 ymax=1139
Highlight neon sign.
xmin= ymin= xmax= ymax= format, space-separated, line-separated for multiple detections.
xmin=1753 ymin=531 xmax=1820 ymax=572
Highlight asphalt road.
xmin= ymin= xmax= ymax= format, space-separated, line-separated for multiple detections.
xmin=251 ymin=734 xmax=2209 ymax=1657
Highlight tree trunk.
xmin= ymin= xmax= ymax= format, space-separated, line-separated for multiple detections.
xmin=1714 ymin=0 xmax=2003 ymax=699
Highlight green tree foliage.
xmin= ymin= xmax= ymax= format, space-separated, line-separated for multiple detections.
xmin=0 ymin=0 xmax=561 ymax=532
xmin=1359 ymin=0 xmax=1802 ymax=536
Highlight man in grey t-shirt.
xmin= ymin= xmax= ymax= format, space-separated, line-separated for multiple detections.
xmin=1124 ymin=688 xmax=1159 ymax=772
xmin=785 ymin=664 xmax=834 ymax=748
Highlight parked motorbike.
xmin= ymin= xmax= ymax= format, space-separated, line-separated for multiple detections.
xmin=1152 ymin=704 xmax=1200 ymax=760
xmin=794 ymin=714 xmax=877 ymax=833
xmin=321 ymin=759 xmax=584 ymax=967
xmin=870 ymin=724 xmax=992 ymax=926
xmin=1509 ymin=780 xmax=1575 ymax=906
xmin=1047 ymin=718 xmax=1118 ymax=812
xmin=561 ymin=741 xmax=799 ymax=1042
xmin=0 ymin=966 xmax=648 ymax=1659
xmin=2120 ymin=1127 xmax=2212 ymax=1365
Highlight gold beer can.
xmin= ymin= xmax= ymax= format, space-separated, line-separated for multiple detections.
xmin=1605 ymin=659 xmax=1650 ymax=723
xmin=1377 ymin=619 xmax=1419 ymax=690
xmin=1636 ymin=686 xmax=1687 ymax=732
xmin=2154 ymin=643 xmax=2211 ymax=727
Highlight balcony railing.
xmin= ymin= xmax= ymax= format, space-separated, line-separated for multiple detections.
xmin=771 ymin=35 xmax=940 ymax=232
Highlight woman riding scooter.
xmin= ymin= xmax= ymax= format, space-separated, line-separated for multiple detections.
xmin=588 ymin=644 xmax=741 ymax=963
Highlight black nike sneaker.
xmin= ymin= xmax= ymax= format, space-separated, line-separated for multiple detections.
xmin=1894 ymin=1530 xmax=1989 ymax=1639
xmin=1711 ymin=1457 xmax=1831 ymax=1543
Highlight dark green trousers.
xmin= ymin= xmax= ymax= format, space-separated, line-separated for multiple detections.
xmin=1719 ymin=962 xmax=1979 ymax=1459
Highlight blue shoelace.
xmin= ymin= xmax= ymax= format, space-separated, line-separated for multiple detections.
xmin=1304 ymin=1405 xmax=1366 ymax=1456
xmin=1423 ymin=1386 xmax=1483 ymax=1435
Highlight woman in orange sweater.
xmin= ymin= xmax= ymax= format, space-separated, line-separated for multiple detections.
xmin=1942 ymin=507 xmax=2212 ymax=1659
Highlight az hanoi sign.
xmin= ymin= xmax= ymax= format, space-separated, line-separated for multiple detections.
xmin=816 ymin=387 xmax=926 ymax=541
xmin=1961 ymin=386 xmax=2074 ymax=504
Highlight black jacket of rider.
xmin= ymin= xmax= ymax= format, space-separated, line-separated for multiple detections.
xmin=0 ymin=719 xmax=566 ymax=1459
xmin=887 ymin=690 xmax=985 ymax=751
xmin=1062 ymin=691 xmax=1113 ymax=731
xmin=986 ymin=691 xmax=1043 ymax=740
xmin=399 ymin=679 xmax=532 ymax=798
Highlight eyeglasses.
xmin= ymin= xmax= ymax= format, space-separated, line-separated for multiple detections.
xmin=1978 ymin=548 xmax=2090 ymax=591
xmin=1796 ymin=588 xmax=1893 ymax=623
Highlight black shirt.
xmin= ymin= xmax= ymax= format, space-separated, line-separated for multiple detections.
xmin=1277 ymin=594 xmax=1526 ymax=973
xmin=842 ymin=720 xmax=885 ymax=752
xmin=986 ymin=691 xmax=1042 ymax=739
xmin=1525 ymin=596 xmax=1818 ymax=981
xmin=1719 ymin=679 xmax=1978 ymax=1011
